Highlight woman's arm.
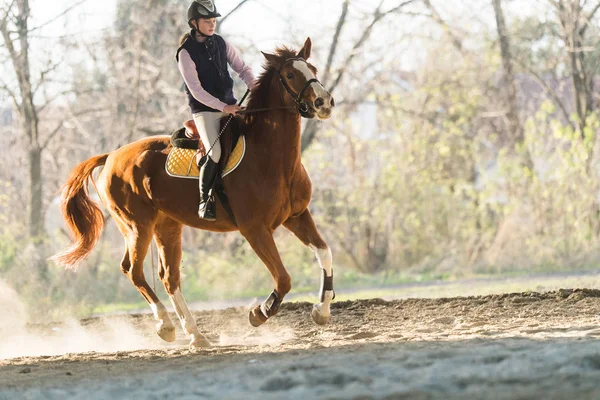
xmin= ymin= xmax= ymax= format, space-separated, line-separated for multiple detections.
xmin=225 ymin=40 xmax=257 ymax=90
xmin=177 ymin=49 xmax=228 ymax=111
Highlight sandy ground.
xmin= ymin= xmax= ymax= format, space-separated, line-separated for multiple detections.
xmin=2 ymin=289 xmax=600 ymax=399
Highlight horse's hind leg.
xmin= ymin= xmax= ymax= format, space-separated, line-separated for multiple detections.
xmin=119 ymin=222 xmax=176 ymax=342
xmin=284 ymin=209 xmax=334 ymax=325
xmin=154 ymin=215 xmax=211 ymax=348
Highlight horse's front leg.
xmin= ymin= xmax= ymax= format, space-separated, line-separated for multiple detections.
xmin=240 ymin=227 xmax=292 ymax=327
xmin=284 ymin=209 xmax=334 ymax=325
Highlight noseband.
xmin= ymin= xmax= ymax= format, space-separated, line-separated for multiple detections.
xmin=278 ymin=57 xmax=322 ymax=115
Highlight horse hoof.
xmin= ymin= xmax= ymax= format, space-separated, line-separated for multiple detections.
xmin=249 ymin=306 xmax=268 ymax=327
xmin=190 ymin=334 xmax=211 ymax=349
xmin=311 ymin=305 xmax=330 ymax=325
xmin=156 ymin=323 xmax=176 ymax=342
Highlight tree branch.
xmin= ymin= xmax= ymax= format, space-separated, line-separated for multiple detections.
xmin=513 ymin=58 xmax=575 ymax=131
xmin=32 ymin=59 xmax=63 ymax=95
xmin=0 ymin=0 xmax=17 ymax=23
xmin=0 ymin=80 xmax=19 ymax=109
xmin=0 ymin=11 xmax=21 ymax=82
xmin=422 ymin=0 xmax=463 ymax=51
xmin=27 ymin=0 xmax=88 ymax=33
xmin=328 ymin=0 xmax=415 ymax=93
xmin=580 ymin=1 xmax=600 ymax=36
xmin=41 ymin=120 xmax=65 ymax=150
xmin=38 ymin=88 xmax=102 ymax=114
xmin=322 ymin=0 xmax=350 ymax=87
xmin=217 ymin=0 xmax=252 ymax=32
xmin=41 ymin=107 xmax=106 ymax=149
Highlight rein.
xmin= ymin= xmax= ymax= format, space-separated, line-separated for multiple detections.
xmin=201 ymin=89 xmax=251 ymax=160
xmin=236 ymin=106 xmax=295 ymax=114
xmin=201 ymin=57 xmax=324 ymax=157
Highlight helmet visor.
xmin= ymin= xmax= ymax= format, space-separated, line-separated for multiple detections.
xmin=195 ymin=0 xmax=219 ymax=17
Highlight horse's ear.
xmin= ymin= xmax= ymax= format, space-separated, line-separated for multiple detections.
xmin=262 ymin=51 xmax=279 ymax=66
xmin=297 ymin=37 xmax=312 ymax=60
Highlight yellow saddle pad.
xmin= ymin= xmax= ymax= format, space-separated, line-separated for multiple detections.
xmin=165 ymin=136 xmax=245 ymax=179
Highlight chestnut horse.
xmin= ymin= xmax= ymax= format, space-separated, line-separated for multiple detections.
xmin=51 ymin=38 xmax=336 ymax=348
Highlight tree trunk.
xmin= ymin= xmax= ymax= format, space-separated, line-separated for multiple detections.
xmin=301 ymin=119 xmax=321 ymax=152
xmin=29 ymin=146 xmax=43 ymax=240
xmin=2 ymin=0 xmax=48 ymax=279
xmin=555 ymin=0 xmax=595 ymax=136
xmin=492 ymin=0 xmax=522 ymax=145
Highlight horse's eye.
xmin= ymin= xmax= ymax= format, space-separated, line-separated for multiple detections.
xmin=287 ymin=73 xmax=294 ymax=80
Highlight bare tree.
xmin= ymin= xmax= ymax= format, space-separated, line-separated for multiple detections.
xmin=0 ymin=0 xmax=105 ymax=245
xmin=492 ymin=0 xmax=522 ymax=145
xmin=1 ymin=0 xmax=48 ymax=241
xmin=301 ymin=0 xmax=417 ymax=152
xmin=549 ymin=0 xmax=600 ymax=134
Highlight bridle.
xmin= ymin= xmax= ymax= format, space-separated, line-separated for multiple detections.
xmin=277 ymin=57 xmax=322 ymax=115
xmin=237 ymin=57 xmax=325 ymax=117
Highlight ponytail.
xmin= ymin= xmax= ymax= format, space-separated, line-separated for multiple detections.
xmin=179 ymin=32 xmax=190 ymax=47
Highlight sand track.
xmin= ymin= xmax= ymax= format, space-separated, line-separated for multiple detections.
xmin=2 ymin=289 xmax=600 ymax=399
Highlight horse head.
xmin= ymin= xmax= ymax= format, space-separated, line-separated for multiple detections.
xmin=261 ymin=38 xmax=335 ymax=120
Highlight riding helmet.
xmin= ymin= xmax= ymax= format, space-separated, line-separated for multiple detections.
xmin=188 ymin=0 xmax=221 ymax=26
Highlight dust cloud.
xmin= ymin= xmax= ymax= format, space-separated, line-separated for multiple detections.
xmin=0 ymin=280 xmax=165 ymax=360
xmin=0 ymin=282 xmax=298 ymax=360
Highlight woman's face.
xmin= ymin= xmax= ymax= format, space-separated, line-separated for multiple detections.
xmin=195 ymin=18 xmax=217 ymax=36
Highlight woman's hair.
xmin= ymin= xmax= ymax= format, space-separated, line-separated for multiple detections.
xmin=179 ymin=32 xmax=190 ymax=47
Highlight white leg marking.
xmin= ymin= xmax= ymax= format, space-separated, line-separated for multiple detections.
xmin=310 ymin=245 xmax=334 ymax=317
xmin=150 ymin=301 xmax=176 ymax=341
xmin=169 ymin=288 xmax=201 ymax=338
xmin=150 ymin=302 xmax=171 ymax=323
xmin=311 ymin=245 xmax=333 ymax=276
xmin=150 ymin=303 xmax=159 ymax=319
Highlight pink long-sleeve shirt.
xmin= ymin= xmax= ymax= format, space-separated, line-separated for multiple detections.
xmin=177 ymin=38 xmax=257 ymax=112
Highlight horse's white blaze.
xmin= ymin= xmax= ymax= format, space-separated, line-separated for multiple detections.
xmin=292 ymin=60 xmax=330 ymax=103
xmin=169 ymin=288 xmax=199 ymax=337
xmin=310 ymin=244 xmax=334 ymax=317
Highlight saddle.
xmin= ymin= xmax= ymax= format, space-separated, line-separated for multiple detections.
xmin=167 ymin=117 xmax=245 ymax=177
xmin=166 ymin=116 xmax=246 ymax=225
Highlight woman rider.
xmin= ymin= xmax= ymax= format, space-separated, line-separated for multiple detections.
xmin=176 ymin=0 xmax=256 ymax=221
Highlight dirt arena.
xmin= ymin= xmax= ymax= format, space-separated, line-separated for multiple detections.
xmin=2 ymin=289 xmax=600 ymax=399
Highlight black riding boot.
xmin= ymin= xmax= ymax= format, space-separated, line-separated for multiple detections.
xmin=198 ymin=157 xmax=219 ymax=221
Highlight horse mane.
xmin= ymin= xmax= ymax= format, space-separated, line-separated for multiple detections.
xmin=244 ymin=46 xmax=298 ymax=127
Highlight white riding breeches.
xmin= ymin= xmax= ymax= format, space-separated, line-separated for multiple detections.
xmin=192 ymin=111 xmax=227 ymax=163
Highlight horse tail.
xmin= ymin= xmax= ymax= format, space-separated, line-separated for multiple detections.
xmin=49 ymin=153 xmax=110 ymax=269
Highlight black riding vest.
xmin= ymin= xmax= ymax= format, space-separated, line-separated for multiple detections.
xmin=176 ymin=32 xmax=236 ymax=113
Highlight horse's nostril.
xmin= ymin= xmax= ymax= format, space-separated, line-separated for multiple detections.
xmin=314 ymin=97 xmax=324 ymax=108
xmin=330 ymin=97 xmax=335 ymax=107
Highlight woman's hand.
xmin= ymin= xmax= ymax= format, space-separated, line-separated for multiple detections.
xmin=223 ymin=104 xmax=241 ymax=115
